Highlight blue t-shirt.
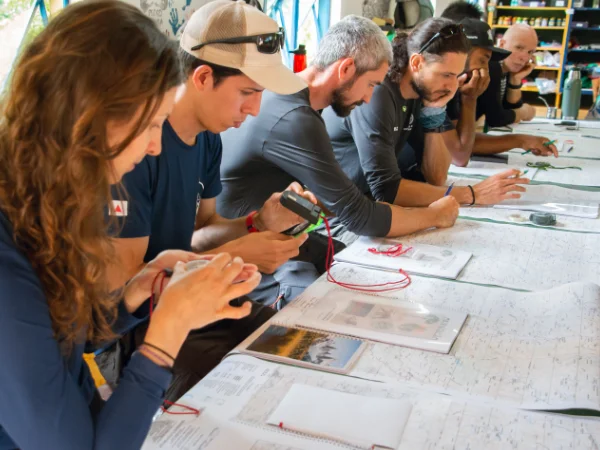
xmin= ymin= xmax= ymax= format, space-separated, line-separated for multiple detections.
xmin=0 ymin=210 xmax=171 ymax=449
xmin=114 ymin=120 xmax=223 ymax=261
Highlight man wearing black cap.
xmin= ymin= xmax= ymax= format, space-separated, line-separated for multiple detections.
xmin=440 ymin=15 xmax=558 ymax=163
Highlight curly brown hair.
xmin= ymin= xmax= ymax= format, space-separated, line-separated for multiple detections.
xmin=0 ymin=0 xmax=183 ymax=349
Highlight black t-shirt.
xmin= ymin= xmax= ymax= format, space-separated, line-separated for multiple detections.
xmin=323 ymin=75 xmax=419 ymax=203
xmin=474 ymin=61 xmax=524 ymax=127
xmin=218 ymin=89 xmax=392 ymax=237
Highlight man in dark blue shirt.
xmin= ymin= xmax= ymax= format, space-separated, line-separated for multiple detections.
xmin=109 ymin=1 xmax=313 ymax=402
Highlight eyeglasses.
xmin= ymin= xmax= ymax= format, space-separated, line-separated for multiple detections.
xmin=418 ymin=24 xmax=465 ymax=54
xmin=191 ymin=28 xmax=285 ymax=54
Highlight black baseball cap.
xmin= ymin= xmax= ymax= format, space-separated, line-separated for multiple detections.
xmin=460 ymin=18 xmax=511 ymax=62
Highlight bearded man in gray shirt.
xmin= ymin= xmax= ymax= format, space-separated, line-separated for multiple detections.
xmin=218 ymin=15 xmax=459 ymax=306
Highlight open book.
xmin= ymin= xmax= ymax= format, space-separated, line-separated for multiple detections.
xmin=334 ymin=237 xmax=472 ymax=279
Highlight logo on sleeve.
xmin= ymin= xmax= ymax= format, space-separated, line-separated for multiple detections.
xmin=110 ymin=200 xmax=128 ymax=216
xmin=196 ymin=179 xmax=205 ymax=215
xmin=403 ymin=114 xmax=414 ymax=131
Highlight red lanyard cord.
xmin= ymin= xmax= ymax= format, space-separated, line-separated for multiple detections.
xmin=322 ymin=216 xmax=411 ymax=292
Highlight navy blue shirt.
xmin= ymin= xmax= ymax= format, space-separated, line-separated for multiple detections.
xmin=0 ymin=210 xmax=171 ymax=449
xmin=115 ymin=120 xmax=223 ymax=261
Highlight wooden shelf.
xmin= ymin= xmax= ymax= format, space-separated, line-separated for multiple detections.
xmin=488 ymin=3 xmax=568 ymax=110
xmin=492 ymin=25 xmax=566 ymax=29
xmin=495 ymin=5 xmax=568 ymax=9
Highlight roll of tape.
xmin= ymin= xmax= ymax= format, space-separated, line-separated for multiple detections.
xmin=529 ymin=212 xmax=557 ymax=226
xmin=508 ymin=214 xmax=527 ymax=223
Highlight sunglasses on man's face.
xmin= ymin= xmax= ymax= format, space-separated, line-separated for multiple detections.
xmin=191 ymin=28 xmax=285 ymax=54
xmin=418 ymin=24 xmax=465 ymax=54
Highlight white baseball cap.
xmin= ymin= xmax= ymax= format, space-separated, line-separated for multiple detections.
xmin=180 ymin=0 xmax=306 ymax=95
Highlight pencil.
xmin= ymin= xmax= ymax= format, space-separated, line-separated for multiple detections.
xmin=445 ymin=183 xmax=454 ymax=196
xmin=543 ymin=140 xmax=557 ymax=147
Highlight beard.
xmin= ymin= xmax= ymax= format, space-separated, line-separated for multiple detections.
xmin=411 ymin=77 xmax=450 ymax=103
xmin=330 ymin=80 xmax=364 ymax=117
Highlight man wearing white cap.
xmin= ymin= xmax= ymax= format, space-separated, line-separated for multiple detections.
xmin=109 ymin=0 xmax=314 ymax=402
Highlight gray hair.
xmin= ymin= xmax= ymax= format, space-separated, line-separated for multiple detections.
xmin=313 ymin=15 xmax=393 ymax=75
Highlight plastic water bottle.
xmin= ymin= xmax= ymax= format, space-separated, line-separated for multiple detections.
xmin=290 ymin=45 xmax=307 ymax=73
xmin=561 ymin=68 xmax=582 ymax=120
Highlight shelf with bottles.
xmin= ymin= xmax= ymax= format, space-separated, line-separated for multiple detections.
xmin=573 ymin=0 xmax=600 ymax=9
xmin=492 ymin=24 xmax=566 ymax=29
xmin=494 ymin=5 xmax=568 ymax=9
xmin=493 ymin=16 xmax=568 ymax=27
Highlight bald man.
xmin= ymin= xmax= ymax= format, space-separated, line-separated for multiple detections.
xmin=475 ymin=23 xmax=538 ymax=127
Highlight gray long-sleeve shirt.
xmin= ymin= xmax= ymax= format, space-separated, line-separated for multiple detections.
xmin=218 ymin=88 xmax=392 ymax=237
xmin=323 ymin=75 xmax=419 ymax=203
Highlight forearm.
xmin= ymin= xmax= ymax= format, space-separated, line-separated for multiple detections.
xmin=421 ymin=133 xmax=451 ymax=186
xmin=473 ymin=133 xmax=526 ymax=154
xmin=107 ymin=259 xmax=146 ymax=292
xmin=394 ymin=179 xmax=472 ymax=207
xmin=447 ymin=98 xmax=477 ymax=166
xmin=506 ymin=75 xmax=523 ymax=104
xmin=191 ymin=215 xmax=248 ymax=252
xmin=386 ymin=205 xmax=438 ymax=237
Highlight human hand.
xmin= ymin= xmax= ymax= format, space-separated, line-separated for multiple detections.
xmin=222 ymin=231 xmax=308 ymax=274
xmin=154 ymin=253 xmax=260 ymax=332
xmin=254 ymin=182 xmax=318 ymax=233
xmin=472 ymin=169 xmax=529 ymax=205
xmin=123 ymin=250 xmax=206 ymax=313
xmin=520 ymin=135 xmax=558 ymax=157
xmin=421 ymin=89 xmax=456 ymax=108
xmin=459 ymin=68 xmax=490 ymax=100
xmin=428 ymin=196 xmax=459 ymax=228
xmin=511 ymin=61 xmax=536 ymax=83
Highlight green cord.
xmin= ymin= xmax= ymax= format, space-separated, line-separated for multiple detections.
xmin=526 ymin=161 xmax=582 ymax=171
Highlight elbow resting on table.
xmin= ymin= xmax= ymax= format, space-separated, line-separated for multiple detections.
xmin=425 ymin=172 xmax=448 ymax=187
xmin=451 ymin=155 xmax=470 ymax=168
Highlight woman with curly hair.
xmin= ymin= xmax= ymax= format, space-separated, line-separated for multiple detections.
xmin=0 ymin=1 xmax=260 ymax=448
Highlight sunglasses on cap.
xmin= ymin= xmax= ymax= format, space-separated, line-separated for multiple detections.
xmin=191 ymin=28 xmax=285 ymax=54
xmin=418 ymin=24 xmax=465 ymax=54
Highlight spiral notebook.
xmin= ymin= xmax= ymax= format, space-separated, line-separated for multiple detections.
xmin=288 ymin=288 xmax=467 ymax=354
xmin=267 ymin=384 xmax=412 ymax=450
xmin=241 ymin=324 xmax=366 ymax=374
